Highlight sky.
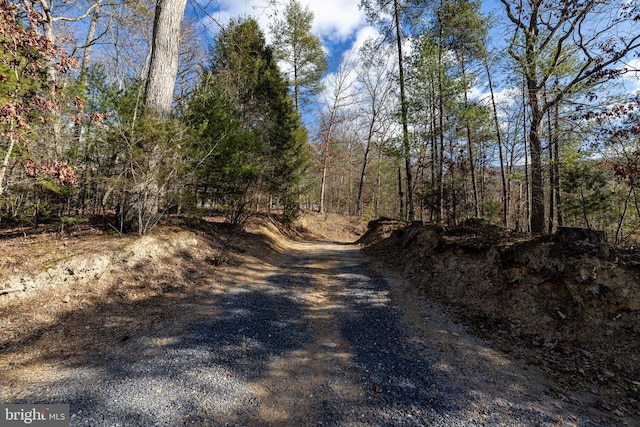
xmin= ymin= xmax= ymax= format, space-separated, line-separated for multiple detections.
xmin=193 ymin=0 xmax=640 ymax=105
xmin=195 ymin=0 xmax=373 ymax=66
xmin=196 ymin=0 xmax=511 ymax=62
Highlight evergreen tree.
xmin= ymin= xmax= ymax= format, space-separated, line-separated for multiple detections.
xmin=500 ymin=0 xmax=640 ymax=233
xmin=270 ymin=0 xmax=328 ymax=112
xmin=186 ymin=18 xmax=309 ymax=224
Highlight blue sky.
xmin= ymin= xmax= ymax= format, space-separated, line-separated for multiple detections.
xmin=192 ymin=0 xmax=639 ymax=103
xmin=193 ymin=0 xmax=369 ymax=66
xmin=196 ymin=0 xmax=509 ymax=62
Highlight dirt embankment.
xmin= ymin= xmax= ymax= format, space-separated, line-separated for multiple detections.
xmin=360 ymin=218 xmax=640 ymax=418
xmin=0 ymin=213 xmax=362 ymax=362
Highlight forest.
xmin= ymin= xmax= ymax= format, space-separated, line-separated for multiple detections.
xmin=1 ymin=0 xmax=639 ymax=239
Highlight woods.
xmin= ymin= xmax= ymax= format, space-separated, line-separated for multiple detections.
xmin=0 ymin=0 xmax=639 ymax=239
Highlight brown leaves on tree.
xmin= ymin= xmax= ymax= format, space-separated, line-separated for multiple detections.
xmin=22 ymin=159 xmax=78 ymax=187
xmin=614 ymin=152 xmax=640 ymax=188
xmin=0 ymin=0 xmax=76 ymax=138
xmin=1 ymin=0 xmax=79 ymax=192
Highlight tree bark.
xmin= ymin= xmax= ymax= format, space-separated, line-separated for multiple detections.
xmin=357 ymin=124 xmax=374 ymax=216
xmin=79 ymin=0 xmax=104 ymax=81
xmin=0 ymin=134 xmax=16 ymax=197
xmin=144 ymin=0 xmax=187 ymax=119
xmin=461 ymin=59 xmax=479 ymax=217
xmin=529 ymin=93 xmax=545 ymax=234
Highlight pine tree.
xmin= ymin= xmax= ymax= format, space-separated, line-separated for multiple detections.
xmin=186 ymin=18 xmax=309 ymax=224
xmin=270 ymin=0 xmax=328 ymax=113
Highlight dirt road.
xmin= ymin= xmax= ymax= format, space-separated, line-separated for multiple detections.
xmin=2 ymin=237 xmax=612 ymax=426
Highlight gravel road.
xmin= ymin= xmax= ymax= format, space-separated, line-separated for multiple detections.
xmin=8 ymin=241 xmax=612 ymax=426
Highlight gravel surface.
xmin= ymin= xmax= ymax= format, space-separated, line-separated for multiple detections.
xmin=7 ymin=241 xmax=613 ymax=426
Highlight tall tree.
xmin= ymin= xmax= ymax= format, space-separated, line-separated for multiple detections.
xmin=270 ymin=0 xmax=328 ymax=112
xmin=500 ymin=0 xmax=640 ymax=233
xmin=438 ymin=0 xmax=487 ymax=218
xmin=483 ymin=51 xmax=509 ymax=226
xmin=317 ymin=58 xmax=357 ymax=214
xmin=361 ymin=0 xmax=415 ymax=219
xmin=144 ymin=0 xmax=187 ymax=118
xmin=188 ymin=17 xmax=309 ymax=223
xmin=356 ymin=40 xmax=396 ymax=216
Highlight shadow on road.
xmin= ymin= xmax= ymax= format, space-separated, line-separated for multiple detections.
xmin=1 ymin=233 xmax=603 ymax=425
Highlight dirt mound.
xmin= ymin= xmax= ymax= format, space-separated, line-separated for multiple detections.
xmin=294 ymin=211 xmax=363 ymax=242
xmin=355 ymin=217 xmax=409 ymax=246
xmin=362 ymin=219 xmax=640 ymax=418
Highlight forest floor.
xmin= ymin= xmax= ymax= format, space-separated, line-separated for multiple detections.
xmin=0 ymin=212 xmax=638 ymax=425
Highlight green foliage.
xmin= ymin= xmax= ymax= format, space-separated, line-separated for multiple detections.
xmin=437 ymin=0 xmax=487 ymax=61
xmin=36 ymin=178 xmax=73 ymax=196
xmin=561 ymin=149 xmax=615 ymax=229
xmin=103 ymin=114 xmax=186 ymax=233
xmin=282 ymin=195 xmax=300 ymax=224
xmin=185 ymin=17 xmax=309 ymax=225
xmin=60 ymin=216 xmax=89 ymax=225
xmin=484 ymin=200 xmax=501 ymax=223
xmin=270 ymin=0 xmax=328 ymax=111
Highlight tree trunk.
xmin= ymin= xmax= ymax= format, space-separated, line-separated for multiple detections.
xmin=485 ymin=54 xmax=508 ymax=227
xmin=397 ymin=165 xmax=404 ymax=217
xmin=436 ymin=6 xmax=446 ymax=223
xmin=319 ymin=142 xmax=329 ymax=214
xmin=79 ymin=0 xmax=103 ymax=81
xmin=144 ymin=0 xmax=187 ymax=119
xmin=553 ymin=102 xmax=563 ymax=228
xmin=0 ymin=134 xmax=16 ymax=196
xmin=546 ymin=88 xmax=555 ymax=234
xmin=357 ymin=119 xmax=375 ymax=216
xmin=529 ymin=101 xmax=545 ymax=234
xmin=375 ymin=147 xmax=382 ymax=217
xmin=522 ymin=80 xmax=531 ymax=232
xmin=393 ymin=0 xmax=413 ymax=220
xmin=461 ymin=59 xmax=478 ymax=217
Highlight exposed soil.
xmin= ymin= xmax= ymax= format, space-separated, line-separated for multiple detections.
xmin=0 ymin=213 xmax=363 ymax=404
xmin=360 ymin=218 xmax=640 ymax=423
xmin=0 ymin=213 xmax=638 ymax=425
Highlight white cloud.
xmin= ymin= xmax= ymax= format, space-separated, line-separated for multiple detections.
xmin=306 ymin=0 xmax=365 ymax=43
xmin=203 ymin=0 xmax=367 ymax=47
xmin=621 ymin=58 xmax=640 ymax=95
xmin=469 ymin=83 xmax=519 ymax=108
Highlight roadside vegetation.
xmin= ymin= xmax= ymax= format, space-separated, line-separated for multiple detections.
xmin=1 ymin=0 xmax=639 ymax=240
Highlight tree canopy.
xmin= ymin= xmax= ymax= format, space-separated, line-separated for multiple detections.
xmin=2 ymin=0 xmax=640 ymax=241
xmin=270 ymin=0 xmax=328 ymax=112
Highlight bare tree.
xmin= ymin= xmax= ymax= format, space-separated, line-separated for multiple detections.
xmin=500 ymin=0 xmax=640 ymax=233
xmin=318 ymin=59 xmax=357 ymax=214
xmin=356 ymin=40 xmax=396 ymax=216
xmin=361 ymin=0 xmax=415 ymax=219
xmin=22 ymin=0 xmax=103 ymax=82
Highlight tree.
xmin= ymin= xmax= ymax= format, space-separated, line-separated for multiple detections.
xmin=500 ymin=0 xmax=640 ymax=233
xmin=438 ymin=0 xmax=487 ymax=218
xmin=317 ymin=58 xmax=357 ymax=214
xmin=0 ymin=0 xmax=77 ymax=196
xmin=361 ymin=0 xmax=415 ymax=220
xmin=561 ymin=148 xmax=614 ymax=230
xmin=356 ymin=40 xmax=396 ymax=216
xmin=144 ymin=0 xmax=187 ymax=119
xmin=187 ymin=18 xmax=309 ymax=224
xmin=270 ymin=0 xmax=327 ymax=112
